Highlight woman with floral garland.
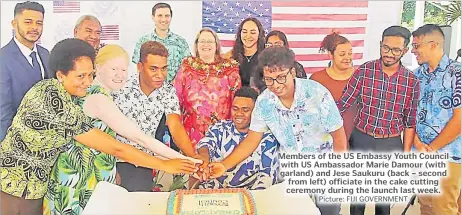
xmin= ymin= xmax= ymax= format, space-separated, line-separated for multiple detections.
xmin=174 ymin=28 xmax=241 ymax=148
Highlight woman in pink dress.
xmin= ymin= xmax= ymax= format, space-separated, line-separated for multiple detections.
xmin=174 ymin=28 xmax=241 ymax=148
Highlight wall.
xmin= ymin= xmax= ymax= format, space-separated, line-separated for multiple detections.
xmin=1 ymin=1 xmax=405 ymax=75
xmin=363 ymin=1 xmax=404 ymax=62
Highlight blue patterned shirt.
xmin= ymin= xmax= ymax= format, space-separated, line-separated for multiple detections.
xmin=250 ymin=78 xmax=343 ymax=153
xmin=132 ymin=29 xmax=191 ymax=83
xmin=414 ymin=55 xmax=461 ymax=163
xmin=196 ymin=120 xmax=280 ymax=190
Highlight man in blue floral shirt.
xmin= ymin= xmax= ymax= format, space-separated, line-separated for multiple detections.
xmin=411 ymin=24 xmax=461 ymax=215
xmin=196 ymin=87 xmax=281 ymax=190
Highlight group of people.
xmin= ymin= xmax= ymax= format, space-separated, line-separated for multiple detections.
xmin=0 ymin=1 xmax=460 ymax=215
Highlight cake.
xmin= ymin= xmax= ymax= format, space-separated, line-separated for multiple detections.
xmin=166 ymin=188 xmax=256 ymax=215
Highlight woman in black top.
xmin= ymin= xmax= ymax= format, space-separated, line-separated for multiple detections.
xmin=252 ymin=30 xmax=307 ymax=92
xmin=224 ymin=17 xmax=265 ymax=87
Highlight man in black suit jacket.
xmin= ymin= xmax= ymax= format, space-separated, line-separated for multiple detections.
xmin=0 ymin=1 xmax=52 ymax=142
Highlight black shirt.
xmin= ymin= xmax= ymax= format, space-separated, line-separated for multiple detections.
xmin=239 ymin=53 xmax=259 ymax=87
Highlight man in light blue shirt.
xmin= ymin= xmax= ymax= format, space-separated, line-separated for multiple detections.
xmin=209 ymin=47 xmax=348 ymax=215
xmin=411 ymin=24 xmax=461 ymax=215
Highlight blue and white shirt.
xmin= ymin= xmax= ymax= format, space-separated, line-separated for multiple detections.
xmin=250 ymin=78 xmax=343 ymax=153
xmin=196 ymin=120 xmax=280 ymax=190
xmin=413 ymin=55 xmax=461 ymax=163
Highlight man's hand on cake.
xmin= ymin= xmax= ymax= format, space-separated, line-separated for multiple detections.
xmin=208 ymin=162 xmax=226 ymax=178
xmin=162 ymin=159 xmax=198 ymax=174
xmin=192 ymin=154 xmax=210 ymax=181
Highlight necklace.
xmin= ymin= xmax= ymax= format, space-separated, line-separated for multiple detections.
xmin=245 ymin=54 xmax=254 ymax=62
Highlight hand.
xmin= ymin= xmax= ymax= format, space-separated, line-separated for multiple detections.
xmin=162 ymin=159 xmax=198 ymax=174
xmin=251 ymin=86 xmax=261 ymax=94
xmin=192 ymin=154 xmax=209 ymax=181
xmin=185 ymin=155 xmax=203 ymax=165
xmin=115 ymin=171 xmax=122 ymax=185
xmin=414 ymin=137 xmax=432 ymax=153
xmin=208 ymin=162 xmax=226 ymax=179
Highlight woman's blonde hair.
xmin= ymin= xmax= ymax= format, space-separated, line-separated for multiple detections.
xmin=194 ymin=27 xmax=223 ymax=62
xmin=95 ymin=44 xmax=129 ymax=66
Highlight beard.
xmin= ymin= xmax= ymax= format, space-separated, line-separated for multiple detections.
xmin=16 ymin=25 xmax=41 ymax=43
xmin=381 ymin=55 xmax=402 ymax=67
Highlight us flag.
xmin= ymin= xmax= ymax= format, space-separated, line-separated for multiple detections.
xmin=101 ymin=25 xmax=120 ymax=41
xmin=53 ymin=1 xmax=80 ymax=13
xmin=202 ymin=1 xmax=368 ymax=74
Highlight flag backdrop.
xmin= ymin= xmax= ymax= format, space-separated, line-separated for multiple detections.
xmin=202 ymin=1 xmax=368 ymax=73
xmin=101 ymin=25 xmax=120 ymax=41
xmin=53 ymin=1 xmax=80 ymax=13
xmin=1 ymin=1 xmax=402 ymax=76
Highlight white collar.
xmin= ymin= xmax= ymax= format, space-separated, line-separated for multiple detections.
xmin=14 ymin=36 xmax=38 ymax=57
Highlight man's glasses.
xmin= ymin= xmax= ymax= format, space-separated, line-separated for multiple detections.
xmin=263 ymin=68 xmax=292 ymax=86
xmin=265 ymin=42 xmax=284 ymax=48
xmin=380 ymin=45 xmax=405 ymax=56
xmin=411 ymin=41 xmax=434 ymax=49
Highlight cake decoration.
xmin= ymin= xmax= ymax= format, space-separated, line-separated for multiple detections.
xmin=166 ymin=188 xmax=256 ymax=215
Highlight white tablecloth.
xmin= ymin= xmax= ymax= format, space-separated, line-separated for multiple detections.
xmin=82 ymin=181 xmax=321 ymax=215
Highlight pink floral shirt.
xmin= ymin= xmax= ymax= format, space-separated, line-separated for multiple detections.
xmin=174 ymin=56 xmax=241 ymax=147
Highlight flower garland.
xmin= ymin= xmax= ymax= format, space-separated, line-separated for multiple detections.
xmin=182 ymin=56 xmax=238 ymax=77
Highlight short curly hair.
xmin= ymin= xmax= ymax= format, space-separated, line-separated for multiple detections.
xmin=49 ymin=38 xmax=95 ymax=77
xmin=139 ymin=41 xmax=168 ymax=63
xmin=234 ymin=86 xmax=259 ymax=102
xmin=258 ymin=46 xmax=295 ymax=72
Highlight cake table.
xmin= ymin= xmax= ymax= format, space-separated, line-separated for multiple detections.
xmin=82 ymin=181 xmax=321 ymax=215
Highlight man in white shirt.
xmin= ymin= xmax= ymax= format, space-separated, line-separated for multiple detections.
xmin=113 ymin=41 xmax=205 ymax=191
xmin=0 ymin=1 xmax=51 ymax=141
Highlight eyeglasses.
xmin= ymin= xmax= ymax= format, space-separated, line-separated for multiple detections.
xmin=198 ymin=40 xmax=215 ymax=45
xmin=380 ymin=44 xmax=405 ymax=56
xmin=411 ymin=41 xmax=434 ymax=49
xmin=265 ymin=42 xmax=284 ymax=48
xmin=263 ymin=68 xmax=292 ymax=86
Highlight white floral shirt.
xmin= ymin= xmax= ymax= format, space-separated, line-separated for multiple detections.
xmin=112 ymin=74 xmax=180 ymax=156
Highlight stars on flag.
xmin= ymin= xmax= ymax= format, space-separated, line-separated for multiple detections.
xmin=202 ymin=1 xmax=272 ymax=35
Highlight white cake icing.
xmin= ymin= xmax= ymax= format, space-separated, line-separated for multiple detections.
xmin=179 ymin=193 xmax=245 ymax=215
xmin=166 ymin=189 xmax=256 ymax=215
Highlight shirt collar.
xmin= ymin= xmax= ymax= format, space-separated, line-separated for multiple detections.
xmin=376 ymin=58 xmax=407 ymax=75
xmin=51 ymin=78 xmax=73 ymax=102
xmin=421 ymin=54 xmax=450 ymax=73
xmin=229 ymin=121 xmax=247 ymax=137
xmin=14 ymin=36 xmax=37 ymax=57
xmin=271 ymin=78 xmax=302 ymax=111
xmin=127 ymin=73 xmax=168 ymax=98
